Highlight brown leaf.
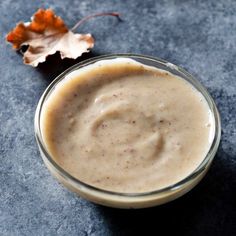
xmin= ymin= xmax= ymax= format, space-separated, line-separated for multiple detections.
xmin=6 ymin=9 xmax=94 ymax=67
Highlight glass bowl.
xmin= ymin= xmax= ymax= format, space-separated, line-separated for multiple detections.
xmin=34 ymin=54 xmax=221 ymax=209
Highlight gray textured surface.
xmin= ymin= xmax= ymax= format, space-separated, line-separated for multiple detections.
xmin=0 ymin=0 xmax=236 ymax=235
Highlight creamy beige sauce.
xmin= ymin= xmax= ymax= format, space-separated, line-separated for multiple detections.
xmin=41 ymin=58 xmax=214 ymax=193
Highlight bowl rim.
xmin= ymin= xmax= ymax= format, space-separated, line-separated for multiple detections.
xmin=34 ymin=53 xmax=221 ymax=197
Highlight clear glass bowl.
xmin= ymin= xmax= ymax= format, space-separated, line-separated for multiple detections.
xmin=35 ymin=54 xmax=221 ymax=208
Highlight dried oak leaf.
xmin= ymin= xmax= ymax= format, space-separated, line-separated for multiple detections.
xmin=6 ymin=9 xmax=94 ymax=67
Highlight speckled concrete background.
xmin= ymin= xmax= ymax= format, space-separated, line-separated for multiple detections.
xmin=0 ymin=0 xmax=235 ymax=235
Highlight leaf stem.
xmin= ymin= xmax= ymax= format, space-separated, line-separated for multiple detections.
xmin=71 ymin=12 xmax=121 ymax=32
